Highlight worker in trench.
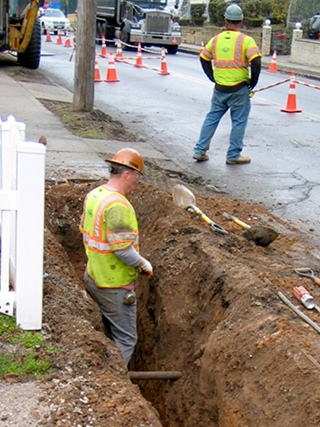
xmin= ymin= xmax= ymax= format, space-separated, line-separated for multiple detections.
xmin=79 ymin=148 xmax=153 ymax=366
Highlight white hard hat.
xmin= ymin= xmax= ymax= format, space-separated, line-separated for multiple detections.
xmin=225 ymin=3 xmax=244 ymax=21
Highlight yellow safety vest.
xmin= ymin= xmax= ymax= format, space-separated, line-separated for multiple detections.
xmin=79 ymin=185 xmax=140 ymax=288
xmin=201 ymin=31 xmax=261 ymax=86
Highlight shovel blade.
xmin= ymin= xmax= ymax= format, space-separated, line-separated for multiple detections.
xmin=173 ymin=184 xmax=196 ymax=209
xmin=243 ymin=226 xmax=278 ymax=247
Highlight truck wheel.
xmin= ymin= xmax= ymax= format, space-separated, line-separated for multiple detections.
xmin=167 ymin=45 xmax=178 ymax=54
xmin=18 ymin=18 xmax=41 ymax=69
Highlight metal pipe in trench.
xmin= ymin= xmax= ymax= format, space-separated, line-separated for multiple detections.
xmin=128 ymin=371 xmax=182 ymax=381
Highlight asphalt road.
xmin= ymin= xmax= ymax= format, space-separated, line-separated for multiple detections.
xmin=38 ymin=39 xmax=320 ymax=244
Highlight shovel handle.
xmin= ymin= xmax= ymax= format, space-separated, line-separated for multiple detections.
xmin=223 ymin=212 xmax=251 ymax=230
xmin=191 ymin=206 xmax=228 ymax=235
xmin=191 ymin=206 xmax=211 ymax=225
xmin=294 ymin=269 xmax=320 ymax=286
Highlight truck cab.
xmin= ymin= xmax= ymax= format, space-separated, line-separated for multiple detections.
xmin=97 ymin=0 xmax=181 ymax=53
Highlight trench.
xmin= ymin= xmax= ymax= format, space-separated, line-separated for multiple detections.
xmin=44 ymin=180 xmax=251 ymax=426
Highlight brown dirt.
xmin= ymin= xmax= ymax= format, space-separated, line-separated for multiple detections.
xmin=5 ymin=66 xmax=320 ymax=426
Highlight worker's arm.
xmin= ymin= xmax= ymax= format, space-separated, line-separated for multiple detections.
xmin=115 ymin=246 xmax=142 ymax=267
xmin=115 ymin=247 xmax=153 ymax=276
xmin=249 ymin=56 xmax=261 ymax=90
xmin=200 ymin=57 xmax=215 ymax=83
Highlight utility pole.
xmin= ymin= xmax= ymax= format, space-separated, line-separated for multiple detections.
xmin=73 ymin=0 xmax=97 ymax=111
xmin=286 ymin=0 xmax=294 ymax=28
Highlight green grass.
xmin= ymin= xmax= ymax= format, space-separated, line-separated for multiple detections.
xmin=0 ymin=313 xmax=60 ymax=379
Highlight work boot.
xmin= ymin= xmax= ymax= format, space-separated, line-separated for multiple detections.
xmin=226 ymin=155 xmax=251 ymax=165
xmin=193 ymin=153 xmax=209 ymax=162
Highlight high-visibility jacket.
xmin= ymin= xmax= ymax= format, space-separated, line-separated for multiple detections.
xmin=79 ymin=185 xmax=140 ymax=288
xmin=200 ymin=31 xmax=261 ymax=87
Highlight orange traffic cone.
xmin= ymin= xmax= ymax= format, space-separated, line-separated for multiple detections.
xmin=115 ymin=39 xmax=123 ymax=60
xmin=45 ymin=27 xmax=52 ymax=42
xmin=94 ymin=54 xmax=103 ymax=82
xmin=105 ymin=52 xmax=120 ymax=82
xmin=199 ymin=40 xmax=204 ymax=56
xmin=267 ymin=50 xmax=278 ymax=73
xmin=158 ymin=47 xmax=169 ymax=75
xmin=134 ymin=43 xmax=144 ymax=68
xmin=100 ymin=30 xmax=107 ymax=58
xmin=281 ymin=72 xmax=302 ymax=113
xmin=64 ymin=30 xmax=71 ymax=47
xmin=56 ymin=29 xmax=62 ymax=45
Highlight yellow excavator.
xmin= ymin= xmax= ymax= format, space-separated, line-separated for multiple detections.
xmin=1 ymin=0 xmax=43 ymax=68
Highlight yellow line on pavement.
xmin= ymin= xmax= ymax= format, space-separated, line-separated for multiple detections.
xmin=169 ymin=70 xmax=213 ymax=87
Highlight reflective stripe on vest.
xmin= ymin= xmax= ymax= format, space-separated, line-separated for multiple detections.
xmin=214 ymin=33 xmax=249 ymax=68
xmin=211 ymin=31 xmax=260 ymax=86
xmin=82 ymin=191 xmax=138 ymax=253
xmin=80 ymin=185 xmax=140 ymax=288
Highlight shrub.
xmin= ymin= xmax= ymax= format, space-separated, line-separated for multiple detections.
xmin=208 ymin=0 xmax=226 ymax=24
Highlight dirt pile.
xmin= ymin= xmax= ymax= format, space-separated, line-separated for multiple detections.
xmin=4 ymin=64 xmax=320 ymax=426
xmin=41 ymin=177 xmax=320 ymax=427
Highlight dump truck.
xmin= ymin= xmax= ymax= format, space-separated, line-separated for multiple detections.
xmin=96 ymin=0 xmax=181 ymax=54
xmin=1 ymin=0 xmax=43 ymax=69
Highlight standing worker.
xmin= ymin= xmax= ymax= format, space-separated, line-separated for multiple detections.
xmin=79 ymin=148 xmax=153 ymax=366
xmin=193 ymin=3 xmax=261 ymax=164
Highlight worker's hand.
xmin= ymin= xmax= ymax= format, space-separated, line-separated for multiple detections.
xmin=140 ymin=258 xmax=153 ymax=277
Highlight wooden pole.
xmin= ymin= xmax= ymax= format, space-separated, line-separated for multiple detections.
xmin=73 ymin=0 xmax=97 ymax=111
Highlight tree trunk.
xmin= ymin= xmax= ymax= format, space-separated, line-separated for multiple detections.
xmin=73 ymin=0 xmax=97 ymax=111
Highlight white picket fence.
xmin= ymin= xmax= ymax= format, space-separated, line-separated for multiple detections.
xmin=0 ymin=115 xmax=46 ymax=330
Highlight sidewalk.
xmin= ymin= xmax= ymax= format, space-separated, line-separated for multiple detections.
xmin=0 ymin=64 xmax=172 ymax=183
xmin=1 ymin=46 xmax=319 ymax=185
xmin=179 ymin=43 xmax=320 ymax=80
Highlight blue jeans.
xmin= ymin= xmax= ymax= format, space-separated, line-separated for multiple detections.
xmin=85 ymin=271 xmax=137 ymax=365
xmin=194 ymin=85 xmax=251 ymax=161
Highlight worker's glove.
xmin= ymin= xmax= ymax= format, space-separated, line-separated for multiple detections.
xmin=140 ymin=259 xmax=153 ymax=277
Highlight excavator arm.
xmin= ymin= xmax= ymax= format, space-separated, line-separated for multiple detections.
xmin=9 ymin=0 xmax=40 ymax=53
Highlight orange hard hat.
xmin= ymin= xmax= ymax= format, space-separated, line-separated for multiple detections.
xmin=106 ymin=148 xmax=144 ymax=174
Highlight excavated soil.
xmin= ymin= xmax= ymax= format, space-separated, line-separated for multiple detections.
xmin=41 ymin=177 xmax=320 ymax=427
xmin=3 ymin=64 xmax=320 ymax=426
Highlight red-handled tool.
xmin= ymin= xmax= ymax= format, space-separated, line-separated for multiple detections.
xmin=293 ymin=286 xmax=320 ymax=313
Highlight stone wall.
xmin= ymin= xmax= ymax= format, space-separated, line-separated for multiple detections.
xmin=291 ymin=38 xmax=320 ymax=67
xmin=181 ymin=26 xmax=262 ymax=49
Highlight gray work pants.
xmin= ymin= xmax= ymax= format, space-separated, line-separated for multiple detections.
xmin=84 ymin=271 xmax=137 ymax=365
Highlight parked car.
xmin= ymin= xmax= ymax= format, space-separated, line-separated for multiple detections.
xmin=308 ymin=13 xmax=320 ymax=39
xmin=39 ymin=8 xmax=70 ymax=34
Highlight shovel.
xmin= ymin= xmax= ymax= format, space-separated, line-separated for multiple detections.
xmin=223 ymin=212 xmax=278 ymax=247
xmin=294 ymin=268 xmax=320 ymax=286
xmin=173 ymin=184 xmax=228 ymax=235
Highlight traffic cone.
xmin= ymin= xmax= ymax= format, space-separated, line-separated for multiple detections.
xmin=99 ymin=30 xmax=107 ymax=58
xmin=199 ymin=40 xmax=204 ymax=56
xmin=267 ymin=50 xmax=278 ymax=73
xmin=45 ymin=27 xmax=52 ymax=42
xmin=64 ymin=30 xmax=71 ymax=47
xmin=105 ymin=52 xmax=120 ymax=82
xmin=94 ymin=54 xmax=103 ymax=82
xmin=134 ymin=43 xmax=144 ymax=68
xmin=115 ymin=39 xmax=123 ymax=60
xmin=281 ymin=72 xmax=302 ymax=113
xmin=158 ymin=47 xmax=169 ymax=75
xmin=56 ymin=29 xmax=62 ymax=45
